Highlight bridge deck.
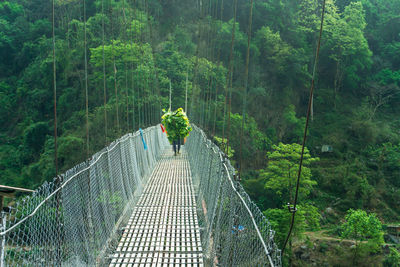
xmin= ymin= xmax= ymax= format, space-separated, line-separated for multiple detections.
xmin=109 ymin=148 xmax=204 ymax=267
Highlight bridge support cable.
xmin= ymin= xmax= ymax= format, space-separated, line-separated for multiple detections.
xmin=222 ymin=0 xmax=238 ymax=155
xmin=109 ymin=2 xmax=121 ymax=136
xmin=129 ymin=2 xmax=136 ymax=132
xmin=212 ymin=0 xmax=225 ymax=137
xmin=102 ymin=0 xmax=108 ymax=145
xmin=52 ymin=0 xmax=58 ymax=176
xmin=121 ymin=0 xmax=130 ymax=133
xmin=186 ymin=125 xmax=282 ymax=266
xmin=239 ymin=0 xmax=254 ymax=178
xmin=281 ymin=0 xmax=326 ymax=256
xmin=0 ymin=126 xmax=168 ymax=266
xmin=83 ymin=0 xmax=90 ymax=158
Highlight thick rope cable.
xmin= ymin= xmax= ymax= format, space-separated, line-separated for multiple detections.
xmin=281 ymin=0 xmax=326 ymax=256
xmin=52 ymin=0 xmax=58 ymax=175
xmin=83 ymin=0 xmax=90 ymax=158
xmin=102 ymin=0 xmax=108 ymax=144
xmin=239 ymin=0 xmax=253 ymax=177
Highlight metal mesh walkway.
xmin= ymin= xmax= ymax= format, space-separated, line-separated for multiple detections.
xmin=109 ymin=148 xmax=203 ymax=267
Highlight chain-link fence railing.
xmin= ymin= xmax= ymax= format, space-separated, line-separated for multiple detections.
xmin=186 ymin=125 xmax=282 ymax=267
xmin=0 ymin=125 xmax=168 ymax=266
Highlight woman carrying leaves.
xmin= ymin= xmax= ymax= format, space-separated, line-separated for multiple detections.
xmin=161 ymin=108 xmax=192 ymax=156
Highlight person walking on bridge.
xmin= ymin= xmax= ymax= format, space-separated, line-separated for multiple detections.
xmin=161 ymin=108 xmax=192 ymax=156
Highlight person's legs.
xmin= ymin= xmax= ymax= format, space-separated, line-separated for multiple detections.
xmin=172 ymin=140 xmax=177 ymax=155
xmin=177 ymin=139 xmax=181 ymax=153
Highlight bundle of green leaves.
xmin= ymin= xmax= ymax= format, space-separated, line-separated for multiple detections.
xmin=161 ymin=108 xmax=192 ymax=144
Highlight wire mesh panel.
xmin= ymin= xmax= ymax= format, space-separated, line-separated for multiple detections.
xmin=186 ymin=125 xmax=282 ymax=267
xmin=0 ymin=125 xmax=168 ymax=266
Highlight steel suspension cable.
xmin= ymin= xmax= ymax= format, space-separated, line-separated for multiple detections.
xmin=130 ymin=0 xmax=136 ymax=131
xmin=102 ymin=0 xmax=108 ymax=144
xmin=52 ymin=0 xmax=58 ymax=175
xmin=147 ymin=5 xmax=162 ymax=125
xmin=223 ymin=0 xmax=238 ymax=155
xmin=206 ymin=77 xmax=213 ymax=130
xmin=52 ymin=6 xmax=62 ymax=262
xmin=82 ymin=0 xmax=94 ymax=251
xmin=239 ymin=0 xmax=254 ymax=177
xmin=145 ymin=0 xmax=151 ymax=126
xmin=221 ymin=0 xmax=234 ymax=150
xmin=281 ymin=0 xmax=326 ymax=256
xmin=189 ymin=1 xmax=204 ymax=123
xmin=134 ymin=0 xmax=141 ymax=128
xmin=110 ymin=2 xmax=120 ymax=136
xmin=140 ymin=0 xmax=145 ymax=126
xmin=200 ymin=0 xmax=210 ymax=130
xmin=83 ymin=0 xmax=90 ymax=158
xmin=125 ymin=62 xmax=129 ymax=131
xmin=209 ymin=0 xmax=219 ymax=127
xmin=212 ymin=0 xmax=224 ymax=136
xmin=146 ymin=72 xmax=150 ymax=127
xmin=123 ymin=0 xmax=129 ymax=133
xmin=204 ymin=0 xmax=215 ymax=132
xmin=185 ymin=71 xmax=188 ymax=113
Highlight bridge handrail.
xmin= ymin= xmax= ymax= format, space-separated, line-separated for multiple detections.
xmin=221 ymin=162 xmax=275 ymax=266
xmin=196 ymin=125 xmax=276 ymax=265
xmin=0 ymin=131 xmax=140 ymax=237
xmin=186 ymin=124 xmax=282 ymax=267
xmin=0 ymin=125 xmax=168 ymax=266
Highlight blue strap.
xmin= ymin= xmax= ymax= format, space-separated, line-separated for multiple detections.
xmin=139 ymin=128 xmax=148 ymax=150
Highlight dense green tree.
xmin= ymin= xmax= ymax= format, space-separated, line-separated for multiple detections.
xmin=384 ymin=247 xmax=400 ymax=267
xmin=261 ymin=143 xmax=318 ymax=204
xmin=341 ymin=209 xmax=384 ymax=264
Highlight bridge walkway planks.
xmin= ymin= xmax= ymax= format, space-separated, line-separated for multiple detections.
xmin=109 ymin=148 xmax=203 ymax=267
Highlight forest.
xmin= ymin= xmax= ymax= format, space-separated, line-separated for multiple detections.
xmin=0 ymin=0 xmax=400 ymax=265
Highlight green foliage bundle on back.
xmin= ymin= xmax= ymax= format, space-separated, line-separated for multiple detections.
xmin=161 ymin=108 xmax=192 ymax=144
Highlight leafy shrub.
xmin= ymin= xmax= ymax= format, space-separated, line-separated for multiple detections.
xmin=383 ymin=247 xmax=400 ymax=267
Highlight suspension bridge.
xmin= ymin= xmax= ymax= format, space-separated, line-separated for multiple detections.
xmin=0 ymin=125 xmax=281 ymax=266
xmin=0 ymin=0 xmax=331 ymax=263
